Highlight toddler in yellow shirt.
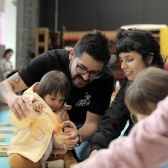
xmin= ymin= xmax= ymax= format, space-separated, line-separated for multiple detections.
xmin=8 ymin=70 xmax=77 ymax=168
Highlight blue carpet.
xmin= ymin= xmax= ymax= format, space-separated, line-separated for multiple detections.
xmin=0 ymin=110 xmax=12 ymax=168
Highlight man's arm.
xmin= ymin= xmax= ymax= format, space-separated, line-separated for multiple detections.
xmin=0 ymin=72 xmax=31 ymax=120
xmin=63 ymin=111 xmax=102 ymax=150
xmin=78 ymin=111 xmax=102 ymax=142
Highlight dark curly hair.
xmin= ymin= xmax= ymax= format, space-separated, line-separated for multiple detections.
xmin=74 ymin=31 xmax=111 ymax=65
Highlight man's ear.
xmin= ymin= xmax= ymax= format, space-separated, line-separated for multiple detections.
xmin=69 ymin=48 xmax=74 ymax=61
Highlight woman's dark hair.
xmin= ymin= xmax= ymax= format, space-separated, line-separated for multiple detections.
xmin=125 ymin=67 xmax=168 ymax=116
xmin=2 ymin=49 xmax=13 ymax=58
xmin=37 ymin=70 xmax=70 ymax=102
xmin=114 ymin=29 xmax=164 ymax=68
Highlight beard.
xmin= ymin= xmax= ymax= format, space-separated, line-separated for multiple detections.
xmin=71 ymin=74 xmax=90 ymax=88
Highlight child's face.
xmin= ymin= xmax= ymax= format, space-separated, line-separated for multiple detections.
xmin=44 ymin=92 xmax=65 ymax=112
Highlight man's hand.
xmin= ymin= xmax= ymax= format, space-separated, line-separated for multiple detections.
xmin=7 ymin=94 xmax=32 ymax=121
xmin=62 ymin=121 xmax=79 ymax=150
xmin=0 ymin=72 xmax=29 ymax=120
xmin=62 ymin=120 xmax=76 ymax=130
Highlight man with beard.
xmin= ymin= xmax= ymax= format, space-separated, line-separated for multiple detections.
xmin=0 ymin=31 xmax=114 ymax=161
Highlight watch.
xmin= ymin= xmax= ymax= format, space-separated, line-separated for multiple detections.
xmin=76 ymin=134 xmax=82 ymax=147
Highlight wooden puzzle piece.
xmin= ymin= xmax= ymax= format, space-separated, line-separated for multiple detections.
xmin=0 ymin=123 xmax=14 ymax=133
xmin=0 ymin=133 xmax=5 ymax=142
xmin=0 ymin=123 xmax=14 ymax=127
xmin=0 ymin=145 xmax=9 ymax=156
xmin=0 ymin=129 xmax=14 ymax=133
xmin=0 ymin=144 xmax=9 ymax=147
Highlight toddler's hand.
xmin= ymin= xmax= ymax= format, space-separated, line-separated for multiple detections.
xmin=26 ymin=100 xmax=41 ymax=120
xmin=32 ymin=99 xmax=43 ymax=112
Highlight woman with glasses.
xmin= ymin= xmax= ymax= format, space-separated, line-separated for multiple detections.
xmin=86 ymin=28 xmax=165 ymax=161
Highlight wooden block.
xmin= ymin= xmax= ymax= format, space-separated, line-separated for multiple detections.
xmin=0 ymin=145 xmax=9 ymax=156
xmin=0 ymin=150 xmax=8 ymax=156
xmin=0 ymin=129 xmax=14 ymax=133
xmin=0 ymin=133 xmax=5 ymax=142
xmin=0 ymin=144 xmax=9 ymax=147
xmin=0 ymin=123 xmax=14 ymax=127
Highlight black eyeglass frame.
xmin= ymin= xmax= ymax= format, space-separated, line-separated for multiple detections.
xmin=75 ymin=65 xmax=103 ymax=79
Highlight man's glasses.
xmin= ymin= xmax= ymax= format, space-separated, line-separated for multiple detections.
xmin=75 ymin=65 xmax=103 ymax=79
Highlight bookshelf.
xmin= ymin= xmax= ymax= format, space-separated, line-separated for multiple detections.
xmin=35 ymin=28 xmax=61 ymax=56
xmin=62 ymin=27 xmax=91 ymax=49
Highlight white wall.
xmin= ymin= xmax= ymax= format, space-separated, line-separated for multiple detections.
xmin=4 ymin=0 xmax=16 ymax=69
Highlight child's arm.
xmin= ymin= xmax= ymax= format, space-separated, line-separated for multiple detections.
xmin=8 ymin=111 xmax=35 ymax=129
xmin=31 ymin=98 xmax=43 ymax=112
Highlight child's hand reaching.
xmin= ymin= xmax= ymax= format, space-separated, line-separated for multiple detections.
xmin=32 ymin=99 xmax=43 ymax=112
xmin=26 ymin=98 xmax=43 ymax=120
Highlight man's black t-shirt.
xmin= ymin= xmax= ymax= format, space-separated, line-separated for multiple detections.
xmin=18 ymin=49 xmax=114 ymax=123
